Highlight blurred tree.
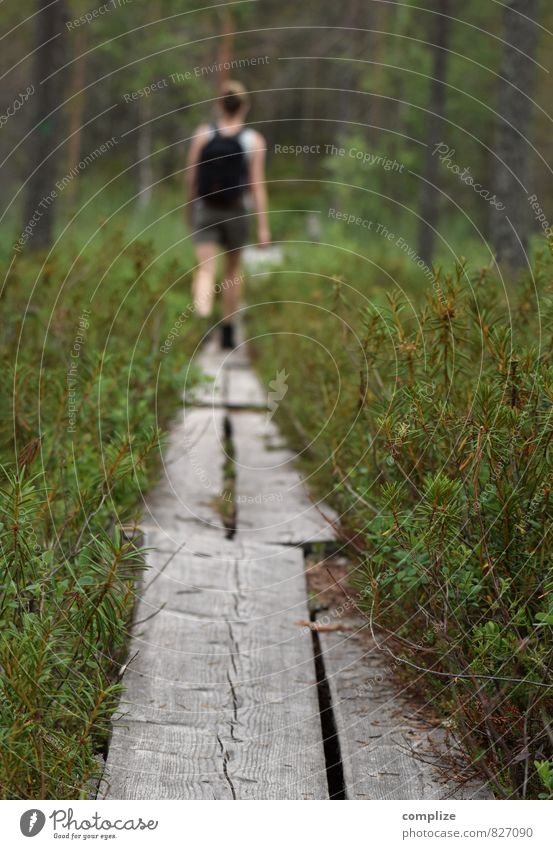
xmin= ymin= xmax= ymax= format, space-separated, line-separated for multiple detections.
xmin=491 ymin=0 xmax=540 ymax=269
xmin=23 ymin=0 xmax=67 ymax=250
xmin=1 ymin=0 xmax=546 ymax=262
xmin=217 ymin=7 xmax=236 ymax=86
xmin=64 ymin=1 xmax=89 ymax=205
xmin=417 ymin=0 xmax=451 ymax=264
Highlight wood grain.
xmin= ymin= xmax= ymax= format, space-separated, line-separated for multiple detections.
xmin=317 ymin=621 xmax=492 ymax=800
xmin=231 ymin=411 xmax=337 ymax=545
xmin=103 ymin=541 xmax=328 ymax=799
xmin=140 ymin=407 xmax=226 ymax=536
xmin=103 ymin=328 xmax=487 ymax=800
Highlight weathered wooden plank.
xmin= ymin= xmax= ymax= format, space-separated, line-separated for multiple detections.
xmin=231 ymin=411 xmax=337 ymax=545
xmin=184 ymin=324 xmax=257 ymax=408
xmin=317 ymin=623 xmax=491 ymax=800
xmin=140 ymin=407 xmax=226 ymax=535
xmin=104 ymin=306 xmax=492 ymax=801
xmin=184 ymin=334 xmax=226 ymax=406
xmin=103 ymin=541 xmax=328 ymax=799
xmin=224 ymin=365 xmax=267 ymax=409
xmin=104 ymin=722 xmax=235 ymax=799
xmin=105 ymin=718 xmax=325 ymax=800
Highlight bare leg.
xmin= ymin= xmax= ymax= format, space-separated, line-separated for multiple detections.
xmin=221 ymin=248 xmax=243 ymax=321
xmin=192 ymin=242 xmax=218 ymax=317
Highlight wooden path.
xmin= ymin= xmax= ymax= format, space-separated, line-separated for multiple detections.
xmin=102 ymin=318 xmax=489 ymax=800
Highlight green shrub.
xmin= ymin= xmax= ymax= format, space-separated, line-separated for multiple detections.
xmin=247 ymin=252 xmax=553 ymax=798
xmin=0 ymin=234 xmax=200 ymax=798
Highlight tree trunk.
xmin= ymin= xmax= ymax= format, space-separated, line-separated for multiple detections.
xmin=23 ymin=0 xmax=67 ymax=251
xmin=65 ymin=25 xmax=88 ymax=205
xmin=337 ymin=0 xmax=363 ymax=132
xmin=137 ymin=97 xmax=153 ymax=210
xmin=491 ymin=0 xmax=540 ymax=270
xmin=218 ymin=9 xmax=235 ymax=87
xmin=364 ymin=1 xmax=389 ymax=147
xmin=417 ymin=0 xmax=451 ymax=265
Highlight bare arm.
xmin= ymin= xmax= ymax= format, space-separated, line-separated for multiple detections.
xmin=249 ymin=131 xmax=270 ymax=246
xmin=184 ymin=123 xmax=210 ymax=225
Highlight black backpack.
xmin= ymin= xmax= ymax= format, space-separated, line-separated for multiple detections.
xmin=196 ymin=127 xmax=247 ymax=204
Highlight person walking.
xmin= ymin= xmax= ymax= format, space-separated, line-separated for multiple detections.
xmin=185 ymin=81 xmax=270 ymax=349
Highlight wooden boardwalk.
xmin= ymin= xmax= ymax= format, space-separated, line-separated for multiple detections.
xmin=102 ymin=318 xmax=489 ymax=800
xmin=316 ymin=622 xmax=489 ymax=800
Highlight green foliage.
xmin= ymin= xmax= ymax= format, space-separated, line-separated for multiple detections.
xmin=0 ymin=235 xmax=200 ymax=798
xmin=535 ymin=760 xmax=553 ymax=799
xmin=246 ymin=248 xmax=553 ymax=799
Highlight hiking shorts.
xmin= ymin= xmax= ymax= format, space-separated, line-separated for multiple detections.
xmin=192 ymin=199 xmax=250 ymax=251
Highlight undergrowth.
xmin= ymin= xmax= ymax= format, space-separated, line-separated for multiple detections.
xmin=0 ymin=232 xmax=200 ymax=798
xmin=247 ymin=247 xmax=553 ymax=799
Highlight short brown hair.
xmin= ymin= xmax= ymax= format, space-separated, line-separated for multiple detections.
xmin=220 ymin=80 xmax=249 ymax=116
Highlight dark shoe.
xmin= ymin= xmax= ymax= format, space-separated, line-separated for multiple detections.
xmin=221 ymin=323 xmax=235 ymax=350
